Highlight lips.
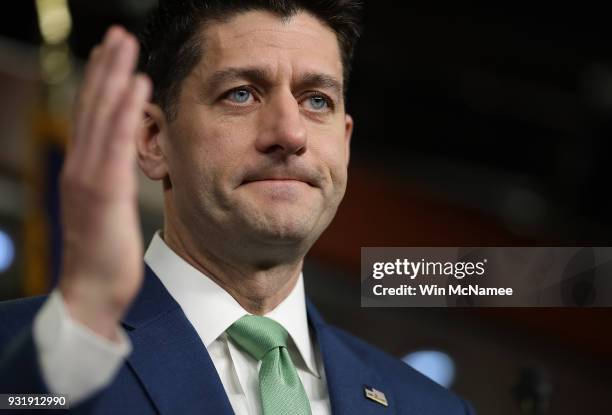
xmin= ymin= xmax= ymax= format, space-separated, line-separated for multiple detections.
xmin=241 ymin=172 xmax=317 ymax=188
xmin=244 ymin=177 xmax=307 ymax=184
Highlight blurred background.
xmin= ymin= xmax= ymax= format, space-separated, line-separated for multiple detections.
xmin=0 ymin=1 xmax=611 ymax=413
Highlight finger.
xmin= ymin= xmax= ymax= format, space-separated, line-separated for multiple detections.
xmin=74 ymin=45 xmax=102 ymax=118
xmin=99 ymin=74 xmax=152 ymax=191
xmin=70 ymin=46 xmax=102 ymax=150
xmin=113 ymin=75 xmax=152 ymax=152
xmin=86 ymin=33 xmax=139 ymax=145
xmin=79 ymin=33 xmax=140 ymax=174
xmin=68 ymin=28 xmax=125 ymax=177
xmin=72 ymin=27 xmax=123 ymax=147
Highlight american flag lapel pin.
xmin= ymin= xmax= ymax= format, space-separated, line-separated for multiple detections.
xmin=364 ymin=386 xmax=388 ymax=407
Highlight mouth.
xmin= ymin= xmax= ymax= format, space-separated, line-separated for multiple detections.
xmin=241 ymin=177 xmax=316 ymax=188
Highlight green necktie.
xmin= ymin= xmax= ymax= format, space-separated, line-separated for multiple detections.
xmin=226 ymin=315 xmax=312 ymax=415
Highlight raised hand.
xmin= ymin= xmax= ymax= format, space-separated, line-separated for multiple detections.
xmin=58 ymin=27 xmax=151 ymax=341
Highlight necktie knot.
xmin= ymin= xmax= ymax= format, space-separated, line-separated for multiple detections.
xmin=226 ymin=315 xmax=289 ymax=361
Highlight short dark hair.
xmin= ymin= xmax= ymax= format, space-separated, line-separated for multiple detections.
xmin=139 ymin=0 xmax=363 ymax=120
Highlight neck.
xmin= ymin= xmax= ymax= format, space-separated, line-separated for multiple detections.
xmin=162 ymin=223 xmax=304 ymax=315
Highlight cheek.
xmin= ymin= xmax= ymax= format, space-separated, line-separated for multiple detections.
xmin=203 ymin=121 xmax=258 ymax=187
xmin=309 ymin=124 xmax=349 ymax=185
xmin=171 ymin=115 xmax=254 ymax=182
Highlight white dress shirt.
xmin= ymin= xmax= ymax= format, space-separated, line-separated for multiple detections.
xmin=33 ymin=232 xmax=331 ymax=414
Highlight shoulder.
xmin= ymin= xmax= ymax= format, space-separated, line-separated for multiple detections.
xmin=326 ymin=324 xmax=474 ymax=414
xmin=0 ymin=295 xmax=48 ymax=333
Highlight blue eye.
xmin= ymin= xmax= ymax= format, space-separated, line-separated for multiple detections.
xmin=227 ymin=89 xmax=252 ymax=103
xmin=308 ymin=95 xmax=329 ymax=110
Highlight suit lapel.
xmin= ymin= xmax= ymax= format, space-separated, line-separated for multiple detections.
xmin=121 ymin=266 xmax=234 ymax=415
xmin=307 ymin=302 xmax=396 ymax=415
xmin=119 ymin=266 xmax=393 ymax=414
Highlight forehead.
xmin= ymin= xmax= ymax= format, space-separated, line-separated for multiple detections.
xmin=196 ymin=10 xmax=343 ymax=80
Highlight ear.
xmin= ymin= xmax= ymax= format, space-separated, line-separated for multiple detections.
xmin=344 ymin=113 xmax=354 ymax=166
xmin=137 ymin=102 xmax=169 ymax=181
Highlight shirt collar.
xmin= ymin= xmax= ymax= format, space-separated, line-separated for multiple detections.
xmin=144 ymin=231 xmax=320 ymax=377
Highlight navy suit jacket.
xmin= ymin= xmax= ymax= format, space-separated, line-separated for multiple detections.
xmin=0 ymin=266 xmax=475 ymax=414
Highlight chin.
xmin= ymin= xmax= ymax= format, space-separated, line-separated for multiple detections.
xmin=242 ymin=211 xmax=320 ymax=245
xmin=256 ymin=221 xmax=314 ymax=243
xmin=231 ymin=193 xmax=337 ymax=246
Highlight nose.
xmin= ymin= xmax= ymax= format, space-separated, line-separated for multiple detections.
xmin=255 ymin=90 xmax=307 ymax=157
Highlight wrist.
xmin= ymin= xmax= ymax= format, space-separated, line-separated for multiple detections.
xmin=58 ymin=281 xmax=125 ymax=342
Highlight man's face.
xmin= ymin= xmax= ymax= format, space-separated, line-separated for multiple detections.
xmin=159 ymin=10 xmax=353 ymax=255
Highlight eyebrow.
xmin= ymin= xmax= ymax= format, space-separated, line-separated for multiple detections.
xmin=203 ymin=66 xmax=343 ymax=99
xmin=300 ymin=72 xmax=343 ymax=99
